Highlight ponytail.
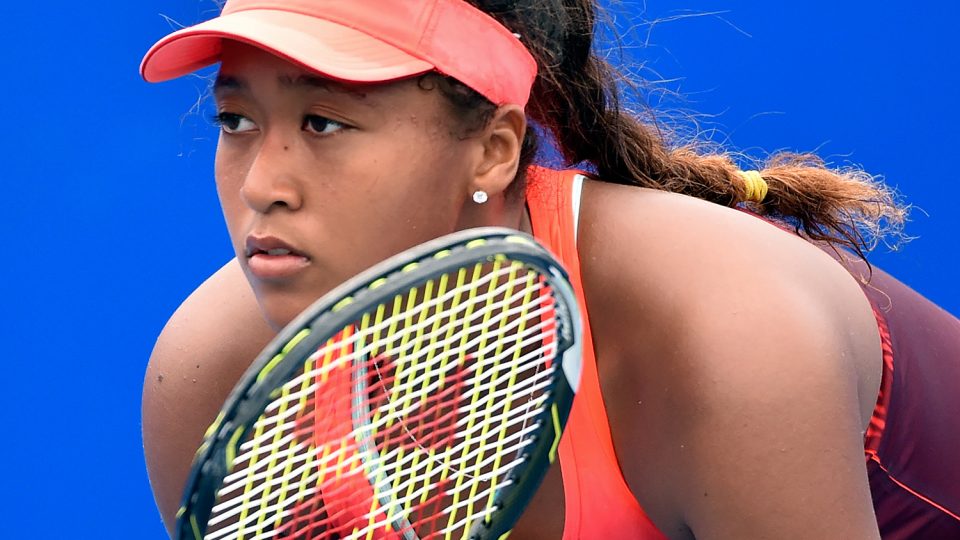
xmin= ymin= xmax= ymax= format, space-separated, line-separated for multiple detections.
xmin=469 ymin=0 xmax=907 ymax=257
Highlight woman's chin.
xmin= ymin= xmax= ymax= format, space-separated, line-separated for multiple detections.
xmin=256 ymin=293 xmax=317 ymax=332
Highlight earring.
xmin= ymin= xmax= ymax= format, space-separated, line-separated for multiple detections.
xmin=472 ymin=190 xmax=489 ymax=204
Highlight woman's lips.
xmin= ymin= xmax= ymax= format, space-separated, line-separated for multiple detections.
xmin=247 ymin=252 xmax=310 ymax=280
xmin=245 ymin=235 xmax=310 ymax=280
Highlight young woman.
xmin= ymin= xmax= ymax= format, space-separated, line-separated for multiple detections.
xmin=140 ymin=1 xmax=960 ymax=538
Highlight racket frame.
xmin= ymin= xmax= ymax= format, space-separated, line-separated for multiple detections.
xmin=175 ymin=227 xmax=582 ymax=540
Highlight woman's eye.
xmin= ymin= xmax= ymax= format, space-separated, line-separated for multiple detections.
xmin=214 ymin=112 xmax=257 ymax=134
xmin=302 ymin=115 xmax=345 ymax=136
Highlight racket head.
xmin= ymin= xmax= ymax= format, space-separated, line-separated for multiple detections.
xmin=175 ymin=227 xmax=582 ymax=540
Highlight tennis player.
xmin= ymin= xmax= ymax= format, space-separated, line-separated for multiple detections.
xmin=140 ymin=1 xmax=960 ymax=538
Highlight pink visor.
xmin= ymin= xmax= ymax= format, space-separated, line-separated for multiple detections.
xmin=140 ymin=0 xmax=538 ymax=107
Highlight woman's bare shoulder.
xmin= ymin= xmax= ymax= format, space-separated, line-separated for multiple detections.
xmin=576 ymin=179 xmax=880 ymax=342
xmin=142 ymin=258 xmax=276 ymax=533
xmin=575 ymin=180 xmax=882 ymax=538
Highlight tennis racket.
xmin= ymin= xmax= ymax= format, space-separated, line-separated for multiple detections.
xmin=175 ymin=227 xmax=583 ymax=540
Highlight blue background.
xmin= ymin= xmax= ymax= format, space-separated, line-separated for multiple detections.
xmin=3 ymin=1 xmax=956 ymax=537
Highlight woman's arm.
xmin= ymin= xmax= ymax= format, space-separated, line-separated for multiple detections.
xmin=142 ymin=258 xmax=276 ymax=535
xmin=580 ymin=180 xmax=882 ymax=539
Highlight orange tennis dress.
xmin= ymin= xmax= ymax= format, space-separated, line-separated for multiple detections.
xmin=526 ymin=166 xmax=667 ymax=539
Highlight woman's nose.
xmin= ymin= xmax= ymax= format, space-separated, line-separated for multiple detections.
xmin=240 ymin=136 xmax=304 ymax=214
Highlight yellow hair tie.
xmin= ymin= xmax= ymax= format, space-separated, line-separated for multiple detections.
xmin=738 ymin=170 xmax=769 ymax=203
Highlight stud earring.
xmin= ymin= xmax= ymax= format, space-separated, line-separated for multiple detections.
xmin=472 ymin=190 xmax=489 ymax=204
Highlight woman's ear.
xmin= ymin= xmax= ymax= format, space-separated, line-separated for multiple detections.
xmin=470 ymin=104 xmax=527 ymax=198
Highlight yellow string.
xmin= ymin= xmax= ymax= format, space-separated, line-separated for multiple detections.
xmin=738 ymin=170 xmax=768 ymax=203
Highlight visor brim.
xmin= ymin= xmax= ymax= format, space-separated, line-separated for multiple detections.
xmin=141 ymin=9 xmax=435 ymax=83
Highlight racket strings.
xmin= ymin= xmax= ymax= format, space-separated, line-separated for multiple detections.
xmin=214 ymin=346 xmax=555 ymax=526
xmin=205 ymin=261 xmax=561 ymax=540
xmin=235 ymin=289 xmax=555 ymax=469
xmin=343 ymin=268 xmax=547 ymax=367
xmin=227 ymin=318 xmax=555 ymax=482
xmin=214 ymin=358 xmax=552 ymax=536
xmin=241 ymin=268 xmax=546 ymax=429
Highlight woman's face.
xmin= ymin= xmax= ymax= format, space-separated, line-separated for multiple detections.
xmin=214 ymin=42 xmax=522 ymax=328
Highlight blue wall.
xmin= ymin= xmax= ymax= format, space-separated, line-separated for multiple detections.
xmin=3 ymin=1 xmax=955 ymax=537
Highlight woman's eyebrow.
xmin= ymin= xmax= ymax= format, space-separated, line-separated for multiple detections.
xmin=213 ymin=75 xmax=245 ymax=95
xmin=279 ymin=74 xmax=370 ymax=101
xmin=213 ymin=73 xmax=371 ymax=103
